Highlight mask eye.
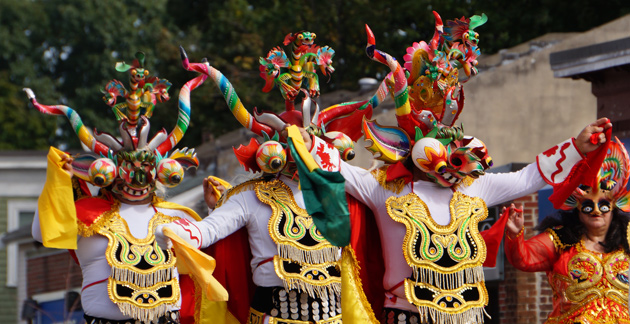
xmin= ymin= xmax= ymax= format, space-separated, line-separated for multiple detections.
xmin=411 ymin=137 xmax=448 ymax=173
xmin=581 ymin=200 xmax=595 ymax=214
xmin=156 ymin=158 xmax=184 ymax=188
xmin=89 ymin=158 xmax=118 ymax=187
xmin=598 ymin=201 xmax=611 ymax=213
xmin=256 ymin=141 xmax=287 ymax=173
xmin=324 ymin=131 xmax=355 ymax=161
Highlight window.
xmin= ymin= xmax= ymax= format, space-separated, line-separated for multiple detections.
xmin=7 ymin=200 xmax=38 ymax=287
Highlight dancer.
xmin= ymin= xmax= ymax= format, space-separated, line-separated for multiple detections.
xmin=505 ymin=138 xmax=630 ymax=323
xmin=29 ymin=49 xmax=219 ymax=324
xmin=155 ymin=31 xmax=394 ymax=323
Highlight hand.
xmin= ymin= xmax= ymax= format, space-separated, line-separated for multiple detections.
xmin=61 ymin=154 xmax=74 ymax=176
xmin=203 ymin=177 xmax=226 ymax=209
xmin=575 ymin=117 xmax=612 ymax=154
xmin=154 ymin=224 xmax=173 ymax=250
xmin=505 ymin=203 xmax=524 ymax=237
xmin=154 ymin=218 xmax=203 ymax=250
xmin=281 ymin=124 xmax=312 ymax=150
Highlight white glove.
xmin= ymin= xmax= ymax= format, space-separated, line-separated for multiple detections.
xmin=154 ymin=218 xmax=204 ymax=250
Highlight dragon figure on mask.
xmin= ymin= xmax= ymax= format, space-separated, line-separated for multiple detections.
xmin=102 ymin=52 xmax=173 ymax=124
xmin=259 ymin=31 xmax=336 ymax=104
xmin=363 ymin=11 xmax=492 ymax=188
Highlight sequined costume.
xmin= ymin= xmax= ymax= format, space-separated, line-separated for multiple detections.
xmin=506 ymin=226 xmax=630 ymax=323
xmin=32 ymin=192 xmax=200 ymax=323
xmin=504 ymin=137 xmax=630 ymax=324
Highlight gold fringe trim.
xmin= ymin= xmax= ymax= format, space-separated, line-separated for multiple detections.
xmin=413 ymin=266 xmax=485 ymax=290
xmin=117 ymin=302 xmax=172 ymax=324
xmin=371 ymin=166 xmax=406 ymax=194
xmin=282 ymin=276 xmax=341 ymax=301
xmin=111 ymin=266 xmax=173 ymax=288
xmin=77 ymin=200 xmax=120 ymax=237
xmin=278 ymin=244 xmax=341 ymax=264
xmin=417 ymin=305 xmax=489 ymax=324
xmin=216 ymin=177 xmax=264 ymax=208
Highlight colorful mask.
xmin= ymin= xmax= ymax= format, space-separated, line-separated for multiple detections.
xmin=362 ymin=13 xmax=491 ymax=188
xmin=563 ymin=138 xmax=630 ymax=212
xmin=200 ymin=32 xmax=397 ymax=175
xmin=24 ymin=48 xmax=208 ymax=199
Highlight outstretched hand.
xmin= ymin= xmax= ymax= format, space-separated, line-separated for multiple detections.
xmin=505 ymin=203 xmax=524 ymax=237
xmin=575 ymin=117 xmax=612 ymax=154
xmin=203 ymin=177 xmax=226 ymax=209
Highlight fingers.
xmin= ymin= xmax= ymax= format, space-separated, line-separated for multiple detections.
xmin=591 ymin=117 xmax=611 ymax=129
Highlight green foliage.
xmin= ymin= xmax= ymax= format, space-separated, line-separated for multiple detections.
xmin=1 ymin=0 xmax=629 ymax=150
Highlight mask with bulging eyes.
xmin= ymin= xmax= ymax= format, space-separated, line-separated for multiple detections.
xmin=579 ymin=199 xmax=612 ymax=215
xmin=412 ymin=135 xmax=493 ymax=188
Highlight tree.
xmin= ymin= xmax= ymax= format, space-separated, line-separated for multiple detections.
xmin=1 ymin=0 xmax=629 ymax=150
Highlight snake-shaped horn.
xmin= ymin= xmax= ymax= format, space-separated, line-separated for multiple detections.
xmin=365 ymin=25 xmax=420 ymax=137
xmin=23 ymin=88 xmax=114 ymax=157
xmin=154 ymin=47 xmax=208 ymax=156
xmin=189 ymin=51 xmax=275 ymax=138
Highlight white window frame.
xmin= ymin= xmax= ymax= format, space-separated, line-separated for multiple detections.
xmin=7 ymin=199 xmax=38 ymax=287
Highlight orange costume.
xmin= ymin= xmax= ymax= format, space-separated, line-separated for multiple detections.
xmin=505 ymin=137 xmax=630 ymax=324
xmin=506 ymin=227 xmax=629 ymax=324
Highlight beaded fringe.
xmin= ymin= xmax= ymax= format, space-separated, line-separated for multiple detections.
xmin=278 ymin=244 xmax=341 ymax=264
xmin=283 ymin=276 xmax=341 ymax=301
xmin=418 ymin=305 xmax=489 ymax=324
xmin=111 ymin=266 xmax=173 ymax=287
xmin=413 ymin=266 xmax=484 ymax=290
xmin=118 ymin=303 xmax=171 ymax=324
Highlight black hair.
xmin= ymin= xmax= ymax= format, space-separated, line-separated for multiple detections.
xmin=537 ymin=208 xmax=630 ymax=254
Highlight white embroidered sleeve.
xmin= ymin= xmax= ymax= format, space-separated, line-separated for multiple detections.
xmin=536 ymin=138 xmax=584 ymax=185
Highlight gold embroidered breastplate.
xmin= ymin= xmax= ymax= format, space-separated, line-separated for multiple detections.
xmin=87 ymin=201 xmax=180 ymax=323
xmin=547 ymin=241 xmax=629 ymax=324
xmin=386 ymin=191 xmax=489 ymax=324
xmin=255 ymin=179 xmax=342 ymax=299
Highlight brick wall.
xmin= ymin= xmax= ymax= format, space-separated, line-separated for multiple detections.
xmin=498 ymin=193 xmax=553 ymax=324
xmin=27 ymin=252 xmax=82 ymax=297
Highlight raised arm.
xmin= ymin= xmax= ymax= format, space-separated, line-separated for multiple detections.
xmin=505 ymin=204 xmax=558 ymax=272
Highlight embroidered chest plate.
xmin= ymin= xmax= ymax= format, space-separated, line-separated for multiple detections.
xmin=93 ymin=202 xmax=180 ymax=323
xmin=386 ymin=191 xmax=489 ymax=323
xmin=547 ymin=243 xmax=629 ymax=324
xmin=256 ymin=179 xmax=342 ymax=299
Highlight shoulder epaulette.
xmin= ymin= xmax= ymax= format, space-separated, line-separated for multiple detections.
xmin=370 ymin=165 xmax=406 ymax=194
xmin=545 ymin=226 xmax=575 ymax=251
xmin=216 ymin=176 xmax=267 ymax=208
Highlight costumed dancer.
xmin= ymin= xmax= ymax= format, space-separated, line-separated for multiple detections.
xmin=28 ymin=48 xmax=227 ymax=324
xmin=504 ymin=137 xmax=630 ymax=323
xmin=155 ymin=31 xmax=392 ymax=324
xmin=294 ymin=14 xmax=613 ymax=324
